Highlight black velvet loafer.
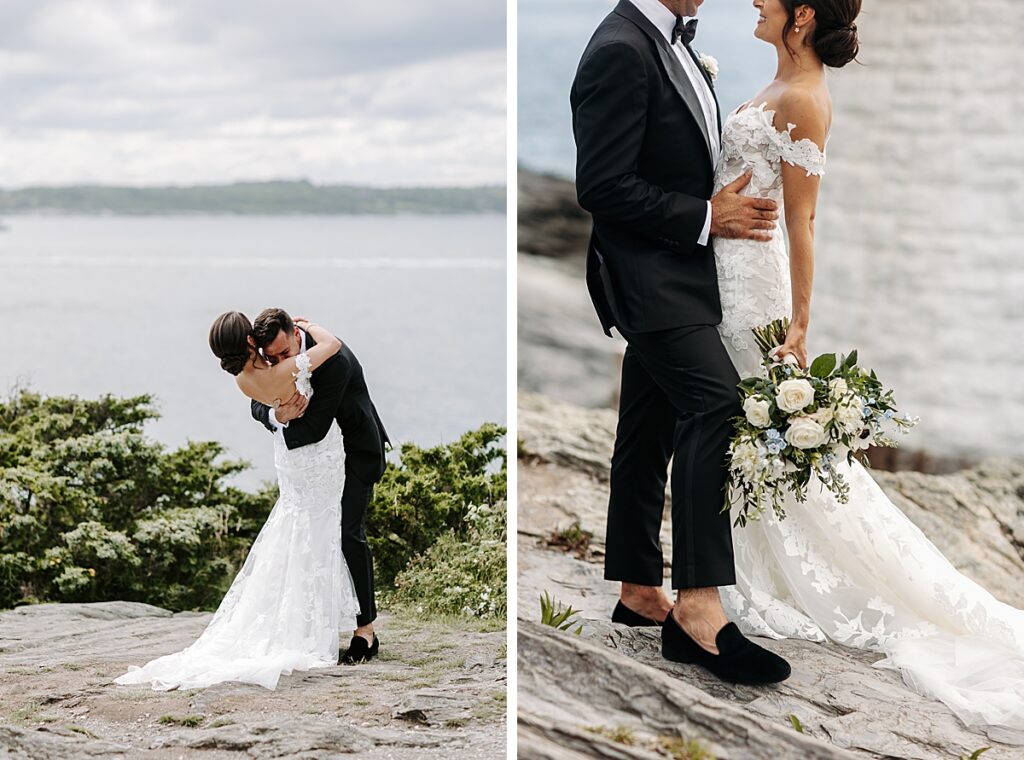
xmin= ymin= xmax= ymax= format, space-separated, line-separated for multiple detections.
xmin=339 ymin=634 xmax=379 ymax=665
xmin=662 ymin=613 xmax=791 ymax=684
xmin=611 ymin=600 xmax=662 ymax=627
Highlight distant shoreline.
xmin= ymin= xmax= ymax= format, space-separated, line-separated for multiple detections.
xmin=0 ymin=180 xmax=506 ymax=216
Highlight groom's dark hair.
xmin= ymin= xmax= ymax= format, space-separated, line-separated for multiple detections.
xmin=252 ymin=307 xmax=295 ymax=349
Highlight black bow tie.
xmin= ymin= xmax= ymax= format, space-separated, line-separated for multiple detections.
xmin=672 ymin=16 xmax=698 ymax=46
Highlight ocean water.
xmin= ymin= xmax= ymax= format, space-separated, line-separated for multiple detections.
xmin=518 ymin=0 xmax=776 ymax=177
xmin=0 ymin=214 xmax=506 ymax=486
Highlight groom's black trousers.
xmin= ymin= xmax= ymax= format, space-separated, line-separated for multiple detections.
xmin=341 ymin=472 xmax=377 ymax=627
xmin=606 ymin=325 xmax=740 ymax=590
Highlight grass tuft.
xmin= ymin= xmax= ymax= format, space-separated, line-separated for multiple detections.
xmin=539 ymin=591 xmax=583 ymax=635
xmin=158 ymin=714 xmax=204 ymax=727
xmin=546 ymin=521 xmax=593 ymax=558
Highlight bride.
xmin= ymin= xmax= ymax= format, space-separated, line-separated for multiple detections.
xmin=113 ymin=312 xmax=360 ymax=691
xmin=713 ymin=0 xmax=1024 ymax=737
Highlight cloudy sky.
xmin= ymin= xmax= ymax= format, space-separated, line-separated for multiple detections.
xmin=0 ymin=0 xmax=506 ymax=187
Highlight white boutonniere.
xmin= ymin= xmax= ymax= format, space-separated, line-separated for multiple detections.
xmin=698 ymin=53 xmax=719 ymax=82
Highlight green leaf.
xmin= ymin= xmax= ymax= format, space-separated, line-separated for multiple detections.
xmin=788 ymin=714 xmax=804 ymax=734
xmin=809 ymin=353 xmax=837 ymax=379
xmin=842 ymin=349 xmax=859 ymax=369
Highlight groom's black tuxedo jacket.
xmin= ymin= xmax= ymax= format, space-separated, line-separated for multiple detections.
xmin=252 ymin=332 xmax=390 ymax=485
xmin=571 ymin=0 xmax=723 ymax=336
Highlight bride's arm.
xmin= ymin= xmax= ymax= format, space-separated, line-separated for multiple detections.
xmin=774 ymin=92 xmax=828 ymax=368
xmin=248 ymin=322 xmax=342 ymax=405
xmin=294 ymin=320 xmax=341 ymax=372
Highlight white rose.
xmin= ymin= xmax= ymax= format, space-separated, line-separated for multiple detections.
xmin=775 ymin=378 xmax=815 ymax=413
xmin=743 ymin=397 xmax=772 ymax=427
xmin=785 ymin=416 xmax=828 ymax=450
xmin=829 ymin=378 xmax=848 ymax=398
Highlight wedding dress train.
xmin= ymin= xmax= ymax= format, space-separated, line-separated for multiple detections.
xmin=712 ymin=101 xmax=1024 ymax=737
xmin=114 ymin=354 xmax=359 ymax=690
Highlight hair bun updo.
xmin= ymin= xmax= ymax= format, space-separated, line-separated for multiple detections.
xmin=813 ymin=21 xmax=859 ymax=68
xmin=219 ymin=352 xmax=249 ymax=376
xmin=209 ymin=311 xmax=255 ymax=376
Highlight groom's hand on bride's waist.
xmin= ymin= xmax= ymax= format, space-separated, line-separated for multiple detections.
xmin=710 ymin=171 xmax=779 ymax=243
xmin=274 ymin=393 xmax=309 ymax=424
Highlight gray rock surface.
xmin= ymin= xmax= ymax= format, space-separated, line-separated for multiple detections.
xmin=0 ymin=602 xmax=506 ymax=759
xmin=517 ymin=253 xmax=625 ymax=410
xmin=517 ymin=391 xmax=1024 ymax=759
xmin=517 ymin=167 xmax=628 ymax=411
xmin=517 ymin=169 xmax=590 ymax=260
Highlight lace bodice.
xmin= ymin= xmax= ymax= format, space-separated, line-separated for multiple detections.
xmin=713 ymin=101 xmax=826 ymax=198
xmin=274 ymin=351 xmax=344 ymax=505
xmin=713 ymin=102 xmax=827 ymax=356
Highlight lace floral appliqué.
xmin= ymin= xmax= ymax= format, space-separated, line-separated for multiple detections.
xmin=293 ymin=352 xmax=313 ymax=400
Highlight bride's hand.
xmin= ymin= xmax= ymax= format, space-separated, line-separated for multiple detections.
xmin=773 ymin=325 xmax=808 ymax=369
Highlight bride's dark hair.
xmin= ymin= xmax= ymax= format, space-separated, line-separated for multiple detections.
xmin=782 ymin=0 xmax=861 ymax=68
xmin=209 ymin=311 xmax=254 ymax=376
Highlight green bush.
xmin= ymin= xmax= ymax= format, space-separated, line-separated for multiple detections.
xmin=0 ymin=390 xmax=275 ymax=610
xmin=367 ymin=422 xmax=507 ymax=587
xmin=0 ymin=389 xmax=507 ymax=613
xmin=389 ymin=500 xmax=507 ymax=620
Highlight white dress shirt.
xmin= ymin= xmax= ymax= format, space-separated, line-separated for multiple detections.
xmin=267 ymin=329 xmax=307 ymax=430
xmin=628 ymin=0 xmax=720 ymax=245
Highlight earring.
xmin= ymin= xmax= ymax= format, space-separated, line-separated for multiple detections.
xmin=795 ymin=26 xmax=801 ymax=32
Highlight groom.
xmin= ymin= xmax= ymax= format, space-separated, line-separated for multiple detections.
xmin=571 ymin=0 xmax=790 ymax=683
xmin=250 ymin=307 xmax=390 ymax=665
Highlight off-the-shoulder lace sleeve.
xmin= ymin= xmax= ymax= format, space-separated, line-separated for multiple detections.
xmin=292 ymin=353 xmax=313 ymax=399
xmin=774 ymin=121 xmax=827 ymax=177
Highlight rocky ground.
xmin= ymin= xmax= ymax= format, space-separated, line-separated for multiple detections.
xmin=517 ymin=391 xmax=1024 ymax=760
xmin=0 ymin=603 xmax=506 ymax=759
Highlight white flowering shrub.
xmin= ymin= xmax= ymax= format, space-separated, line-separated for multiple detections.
xmin=0 ymin=390 xmax=277 ymax=611
xmin=0 ymin=389 xmax=507 ymax=613
xmin=389 ymin=500 xmax=507 ymax=621
xmin=368 ymin=423 xmax=507 ymax=586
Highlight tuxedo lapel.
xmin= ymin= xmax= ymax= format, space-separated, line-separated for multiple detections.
xmin=684 ymin=42 xmax=722 ymax=136
xmin=613 ymin=0 xmax=714 ymax=169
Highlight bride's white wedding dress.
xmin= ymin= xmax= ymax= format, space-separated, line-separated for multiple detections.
xmin=114 ymin=354 xmax=360 ymax=691
xmin=712 ymin=101 xmax=1024 ymax=737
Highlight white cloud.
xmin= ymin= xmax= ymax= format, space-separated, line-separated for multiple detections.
xmin=0 ymin=0 xmax=506 ymax=186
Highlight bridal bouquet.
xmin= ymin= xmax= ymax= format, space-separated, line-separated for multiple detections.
xmin=724 ymin=319 xmax=919 ymax=527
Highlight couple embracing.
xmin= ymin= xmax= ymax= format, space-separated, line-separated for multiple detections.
xmin=115 ymin=308 xmax=389 ymax=690
xmin=573 ymin=0 xmax=1024 ymax=733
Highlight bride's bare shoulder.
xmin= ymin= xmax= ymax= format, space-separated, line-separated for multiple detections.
xmin=234 ymin=364 xmax=274 ymax=403
xmin=775 ymin=84 xmax=830 ymax=145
